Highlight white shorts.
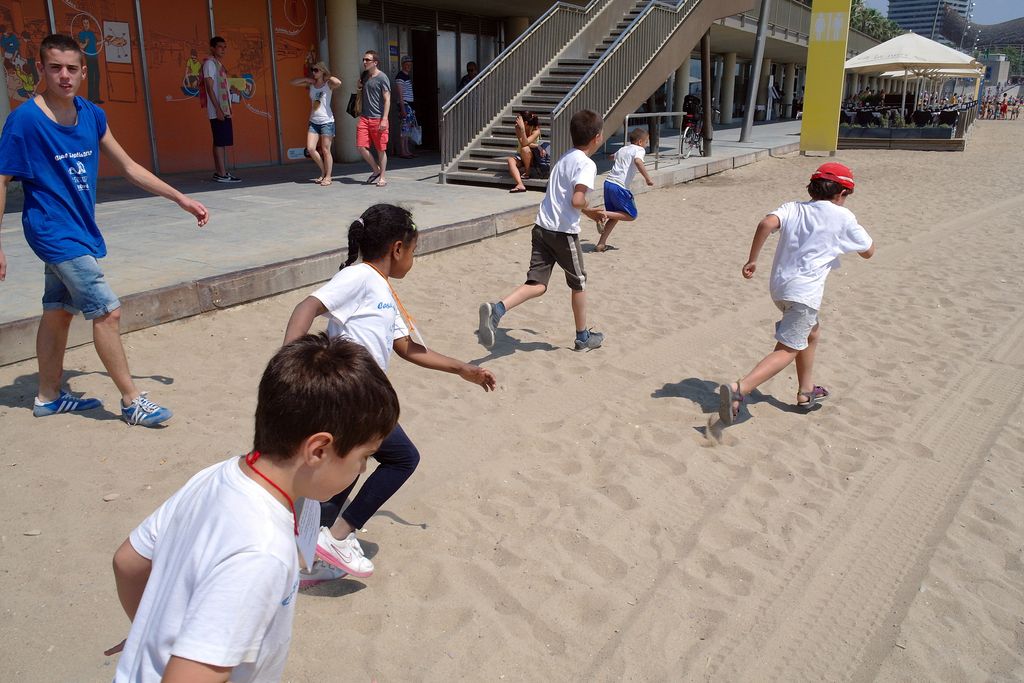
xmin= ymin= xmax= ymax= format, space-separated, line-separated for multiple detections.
xmin=773 ymin=300 xmax=818 ymax=350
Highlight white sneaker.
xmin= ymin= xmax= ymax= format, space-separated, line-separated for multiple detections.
xmin=315 ymin=527 xmax=374 ymax=577
xmin=299 ymin=559 xmax=347 ymax=589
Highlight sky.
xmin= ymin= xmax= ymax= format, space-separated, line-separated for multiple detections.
xmin=863 ymin=0 xmax=1022 ymax=24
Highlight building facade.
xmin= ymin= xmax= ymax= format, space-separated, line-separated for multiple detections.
xmin=887 ymin=0 xmax=969 ymax=41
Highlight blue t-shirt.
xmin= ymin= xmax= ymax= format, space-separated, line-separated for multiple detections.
xmin=0 ymin=97 xmax=108 ymax=263
xmin=78 ymin=30 xmax=97 ymax=54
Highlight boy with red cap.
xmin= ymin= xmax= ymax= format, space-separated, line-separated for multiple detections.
xmin=718 ymin=162 xmax=875 ymax=426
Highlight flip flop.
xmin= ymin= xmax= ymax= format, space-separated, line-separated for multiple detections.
xmin=366 ymin=172 xmax=381 ymax=185
xmin=718 ymin=381 xmax=744 ymax=426
xmin=797 ymin=385 xmax=830 ymax=411
xmin=509 ymin=187 xmax=527 ymax=193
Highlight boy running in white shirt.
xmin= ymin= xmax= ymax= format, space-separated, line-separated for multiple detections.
xmin=719 ymin=162 xmax=875 ymax=426
xmin=595 ymin=127 xmax=654 ymax=252
xmin=478 ymin=109 xmax=608 ymax=351
xmin=109 ymin=334 xmax=399 ymax=682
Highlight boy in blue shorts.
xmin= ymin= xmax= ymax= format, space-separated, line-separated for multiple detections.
xmin=718 ymin=162 xmax=874 ymax=426
xmin=595 ymin=127 xmax=654 ymax=252
xmin=479 ymin=109 xmax=608 ymax=351
xmin=109 ymin=334 xmax=399 ymax=681
xmin=0 ymin=34 xmax=208 ymax=426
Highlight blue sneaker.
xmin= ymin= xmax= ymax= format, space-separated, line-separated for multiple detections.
xmin=32 ymin=391 xmax=103 ymax=417
xmin=121 ymin=392 xmax=173 ymax=427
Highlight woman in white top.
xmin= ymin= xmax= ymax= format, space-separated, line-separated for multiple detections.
xmin=291 ymin=61 xmax=341 ymax=186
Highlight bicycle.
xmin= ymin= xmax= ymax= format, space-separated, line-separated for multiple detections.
xmin=681 ymin=113 xmax=704 ymax=159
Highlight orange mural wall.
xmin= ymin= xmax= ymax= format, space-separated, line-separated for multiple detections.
xmin=138 ymin=0 xmax=212 ymax=174
xmin=1 ymin=0 xmax=51 ymax=110
xmin=213 ymin=1 xmax=278 ymax=167
xmin=271 ymin=0 xmax=318 ymax=163
xmin=52 ymin=0 xmax=153 ymax=174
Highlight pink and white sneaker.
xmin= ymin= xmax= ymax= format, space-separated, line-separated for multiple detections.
xmin=315 ymin=527 xmax=374 ymax=577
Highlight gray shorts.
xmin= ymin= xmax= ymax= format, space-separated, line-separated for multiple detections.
xmin=525 ymin=225 xmax=586 ymax=291
xmin=43 ymin=255 xmax=121 ymax=320
xmin=773 ymin=300 xmax=818 ymax=350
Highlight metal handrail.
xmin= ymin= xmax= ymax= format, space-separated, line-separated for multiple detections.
xmin=439 ymin=0 xmax=613 ymax=169
xmin=549 ymin=0 xmax=703 ymax=152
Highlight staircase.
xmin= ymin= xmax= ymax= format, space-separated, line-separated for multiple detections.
xmin=439 ymin=0 xmax=755 ymax=188
xmin=444 ymin=1 xmax=647 ymax=188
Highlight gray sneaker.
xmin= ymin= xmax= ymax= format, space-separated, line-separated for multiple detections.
xmin=478 ymin=303 xmax=497 ymax=348
xmin=574 ymin=330 xmax=605 ymax=351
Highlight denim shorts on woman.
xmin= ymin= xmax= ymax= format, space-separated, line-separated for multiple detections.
xmin=42 ymin=255 xmax=121 ymax=320
xmin=773 ymin=300 xmax=818 ymax=350
xmin=308 ymin=120 xmax=336 ymax=136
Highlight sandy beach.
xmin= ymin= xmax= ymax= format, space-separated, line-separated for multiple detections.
xmin=1 ymin=119 xmax=1022 ymax=682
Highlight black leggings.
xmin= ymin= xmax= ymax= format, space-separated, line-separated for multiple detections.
xmin=320 ymin=423 xmax=420 ymax=529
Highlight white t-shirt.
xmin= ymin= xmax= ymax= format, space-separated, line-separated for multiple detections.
xmin=535 ymin=148 xmax=597 ymax=234
xmin=606 ymin=143 xmax=645 ymax=189
xmin=202 ymin=58 xmax=229 ymax=120
xmin=311 ymin=263 xmax=410 ymax=371
xmin=309 ymin=83 xmax=334 ymax=124
xmin=768 ymin=200 xmax=873 ymax=310
xmin=116 ymin=458 xmax=299 ymax=683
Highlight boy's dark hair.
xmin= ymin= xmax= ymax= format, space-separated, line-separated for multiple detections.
xmin=255 ymin=333 xmax=398 ymax=459
xmin=39 ymin=34 xmax=84 ymax=64
xmin=628 ymin=127 xmax=648 ymax=144
xmin=806 ymin=179 xmax=851 ymax=201
xmin=342 ymin=203 xmax=417 ymax=269
xmin=210 ymin=36 xmax=226 ymax=48
xmin=570 ymin=109 xmax=603 ymax=147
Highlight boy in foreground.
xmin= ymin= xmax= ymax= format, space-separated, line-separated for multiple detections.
xmin=0 ymin=34 xmax=209 ymax=426
xmin=719 ymin=162 xmax=875 ymax=426
xmin=478 ymin=109 xmax=608 ymax=351
xmin=109 ymin=334 xmax=399 ymax=681
xmin=595 ymin=127 xmax=654 ymax=252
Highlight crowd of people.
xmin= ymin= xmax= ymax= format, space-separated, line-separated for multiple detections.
xmin=1 ymin=33 xmax=878 ymax=682
xmin=979 ymin=93 xmax=1021 ymax=120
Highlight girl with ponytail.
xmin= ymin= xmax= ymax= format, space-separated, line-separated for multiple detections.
xmin=283 ymin=203 xmax=496 ymax=583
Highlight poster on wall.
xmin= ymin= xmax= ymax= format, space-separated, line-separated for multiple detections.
xmin=103 ymin=20 xmax=131 ymax=64
xmin=0 ymin=0 xmax=52 ymax=107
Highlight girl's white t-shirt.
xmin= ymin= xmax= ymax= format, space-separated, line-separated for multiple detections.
xmin=606 ymin=143 xmax=645 ymax=189
xmin=116 ymin=458 xmax=298 ymax=683
xmin=311 ymin=263 xmax=410 ymax=371
xmin=309 ymin=82 xmax=334 ymax=124
xmin=768 ymin=200 xmax=873 ymax=310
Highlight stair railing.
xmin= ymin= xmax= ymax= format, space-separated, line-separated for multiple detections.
xmin=439 ymin=0 xmax=619 ymax=175
xmin=549 ymin=0 xmax=705 ymax=152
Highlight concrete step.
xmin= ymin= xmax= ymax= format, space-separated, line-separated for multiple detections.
xmin=458 ymin=158 xmax=518 ymax=172
xmin=522 ymin=95 xmax=563 ymax=105
xmin=500 ymin=115 xmax=551 ymax=126
xmin=477 ymin=136 xmax=520 ymax=147
xmin=468 ymin=146 xmax=520 ymax=158
xmin=558 ymin=58 xmax=591 ymax=67
xmin=540 ymin=76 xmax=578 ymax=86
xmin=444 ymin=170 xmax=547 ymax=189
xmin=530 ymin=85 xmax=572 ymax=96
xmin=511 ymin=104 xmax=552 ymax=115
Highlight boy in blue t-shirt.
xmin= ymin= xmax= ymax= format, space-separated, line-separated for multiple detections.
xmin=0 ymin=34 xmax=209 ymax=427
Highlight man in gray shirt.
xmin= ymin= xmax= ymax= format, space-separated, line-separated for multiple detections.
xmin=357 ymin=50 xmax=391 ymax=186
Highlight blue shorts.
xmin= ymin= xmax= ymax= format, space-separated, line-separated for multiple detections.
xmin=603 ymin=182 xmax=638 ymax=219
xmin=209 ymin=116 xmax=234 ymax=147
xmin=308 ymin=120 xmax=336 ymax=136
xmin=42 ymin=255 xmax=121 ymax=320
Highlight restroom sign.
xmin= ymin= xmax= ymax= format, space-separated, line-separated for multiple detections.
xmin=813 ymin=11 xmax=848 ymax=43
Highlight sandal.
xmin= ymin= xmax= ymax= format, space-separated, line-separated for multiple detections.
xmin=718 ymin=380 xmax=744 ymax=426
xmin=366 ymin=172 xmax=381 ymax=185
xmin=797 ymin=385 xmax=830 ymax=410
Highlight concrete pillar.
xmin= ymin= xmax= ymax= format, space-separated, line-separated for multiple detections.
xmin=505 ymin=17 xmax=531 ymax=43
xmin=755 ymin=58 xmax=771 ymax=120
xmin=712 ymin=55 xmax=723 ymax=122
xmin=851 ymin=72 xmax=860 ymax=97
xmin=782 ymin=62 xmax=796 ymax=118
xmin=720 ymin=51 xmax=737 ymax=124
xmin=673 ymin=55 xmax=691 ymax=127
xmin=326 ymin=0 xmax=360 ymax=163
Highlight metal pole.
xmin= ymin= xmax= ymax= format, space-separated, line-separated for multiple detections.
xmin=701 ymin=30 xmax=713 ymax=156
xmin=266 ymin=0 xmax=285 ymax=165
xmin=740 ymin=0 xmax=771 ymax=143
xmin=133 ymin=0 xmax=160 ymax=174
xmin=45 ymin=0 xmax=56 ymax=32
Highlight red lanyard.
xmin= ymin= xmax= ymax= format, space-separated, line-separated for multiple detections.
xmin=245 ymin=451 xmax=298 ymax=535
xmin=364 ymin=262 xmax=418 ymax=337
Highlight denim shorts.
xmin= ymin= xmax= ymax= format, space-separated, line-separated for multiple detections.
xmin=308 ymin=120 xmax=336 ymax=136
xmin=773 ymin=300 xmax=818 ymax=350
xmin=42 ymin=255 xmax=121 ymax=320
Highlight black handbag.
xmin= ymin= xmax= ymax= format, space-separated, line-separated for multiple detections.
xmin=346 ymin=92 xmax=360 ymax=118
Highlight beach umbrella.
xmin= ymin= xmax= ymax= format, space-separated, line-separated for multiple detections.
xmin=844 ymin=32 xmax=981 ymax=112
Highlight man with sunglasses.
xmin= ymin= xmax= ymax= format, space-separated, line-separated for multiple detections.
xmin=356 ymin=50 xmax=390 ymax=187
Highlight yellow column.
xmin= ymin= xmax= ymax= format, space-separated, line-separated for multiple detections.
xmin=326 ymin=0 xmax=360 ymax=163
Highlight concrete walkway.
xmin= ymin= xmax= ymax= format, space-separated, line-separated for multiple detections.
xmin=0 ymin=119 xmax=801 ymax=365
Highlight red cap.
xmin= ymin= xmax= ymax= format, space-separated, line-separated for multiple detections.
xmin=810 ymin=162 xmax=855 ymax=190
